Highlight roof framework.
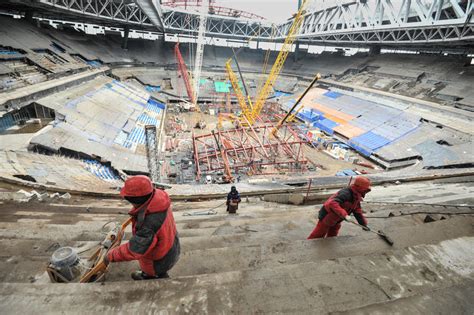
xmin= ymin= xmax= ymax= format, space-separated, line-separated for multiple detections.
xmin=1 ymin=0 xmax=472 ymax=48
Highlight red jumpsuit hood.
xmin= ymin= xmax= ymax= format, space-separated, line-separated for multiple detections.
xmin=351 ymin=176 xmax=371 ymax=195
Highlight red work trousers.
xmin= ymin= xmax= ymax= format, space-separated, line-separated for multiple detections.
xmin=307 ymin=220 xmax=341 ymax=239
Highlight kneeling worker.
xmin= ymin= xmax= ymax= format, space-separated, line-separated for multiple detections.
xmin=308 ymin=176 xmax=371 ymax=239
xmin=226 ymin=186 xmax=241 ymax=214
xmin=105 ymin=175 xmax=180 ymax=280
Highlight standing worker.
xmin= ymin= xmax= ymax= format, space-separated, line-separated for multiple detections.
xmin=307 ymin=176 xmax=371 ymax=239
xmin=226 ymin=186 xmax=241 ymax=214
xmin=104 ymin=175 xmax=180 ymax=280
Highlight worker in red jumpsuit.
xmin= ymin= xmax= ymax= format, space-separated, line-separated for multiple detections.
xmin=307 ymin=176 xmax=371 ymax=239
xmin=104 ymin=175 xmax=180 ymax=280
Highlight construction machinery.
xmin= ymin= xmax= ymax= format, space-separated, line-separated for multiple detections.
xmin=174 ymin=42 xmax=195 ymax=104
xmin=272 ymin=73 xmax=321 ymax=136
xmin=192 ymin=0 xmax=209 ymax=105
xmin=227 ymin=0 xmax=309 ymax=125
xmin=217 ymin=112 xmax=238 ymax=129
xmin=47 ymin=217 xmax=132 ymax=283
xmin=225 ymin=59 xmax=252 ymax=121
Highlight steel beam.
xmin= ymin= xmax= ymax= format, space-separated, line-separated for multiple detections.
xmin=36 ymin=0 xmax=154 ymax=26
xmin=162 ymin=0 xmax=473 ymax=46
xmin=1 ymin=0 xmax=472 ymax=48
xmin=135 ymin=0 xmax=164 ymax=30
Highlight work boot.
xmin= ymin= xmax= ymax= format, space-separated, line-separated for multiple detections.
xmin=156 ymin=272 xmax=170 ymax=279
xmin=131 ymin=271 xmax=159 ymax=281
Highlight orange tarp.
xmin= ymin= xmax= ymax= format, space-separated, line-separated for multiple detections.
xmin=333 ymin=124 xmax=365 ymax=139
xmin=300 ymin=88 xmax=327 ymax=108
xmin=304 ymin=102 xmax=354 ymax=124
xmin=298 ymin=88 xmax=355 ymax=125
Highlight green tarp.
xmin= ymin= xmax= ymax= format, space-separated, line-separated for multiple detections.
xmin=214 ymin=80 xmax=244 ymax=93
xmin=214 ymin=81 xmax=230 ymax=93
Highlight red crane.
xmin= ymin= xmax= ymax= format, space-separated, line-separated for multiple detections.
xmin=174 ymin=42 xmax=195 ymax=104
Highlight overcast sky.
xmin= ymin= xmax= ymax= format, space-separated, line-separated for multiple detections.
xmin=174 ymin=1 xmax=347 ymax=23
xmin=214 ymin=0 xmax=303 ymax=23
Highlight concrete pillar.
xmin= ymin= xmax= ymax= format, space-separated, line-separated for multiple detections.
xmin=121 ymin=26 xmax=130 ymax=50
xmin=294 ymin=42 xmax=300 ymax=62
xmin=293 ymin=0 xmax=303 ymax=62
xmin=369 ymin=46 xmax=381 ymax=55
xmin=24 ymin=10 xmax=34 ymax=22
xmin=24 ymin=10 xmax=40 ymax=27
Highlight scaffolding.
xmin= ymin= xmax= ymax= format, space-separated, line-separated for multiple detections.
xmin=192 ymin=123 xmax=308 ymax=181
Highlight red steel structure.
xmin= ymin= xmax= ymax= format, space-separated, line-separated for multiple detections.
xmin=192 ymin=123 xmax=308 ymax=181
xmin=174 ymin=42 xmax=195 ymax=104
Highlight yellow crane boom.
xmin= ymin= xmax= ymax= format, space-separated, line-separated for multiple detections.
xmin=225 ymin=59 xmax=253 ymax=121
xmin=248 ymin=0 xmax=308 ymax=125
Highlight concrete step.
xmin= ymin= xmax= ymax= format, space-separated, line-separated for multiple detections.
xmin=1 ymin=216 xmax=471 ymax=283
xmin=0 ymin=210 xmax=417 ymax=245
xmin=1 ymin=200 xmax=467 ymax=242
xmin=1 ymin=236 xmax=472 ymax=314
xmin=136 ymin=217 xmax=474 ymax=279
xmin=337 ymin=280 xmax=474 ymax=315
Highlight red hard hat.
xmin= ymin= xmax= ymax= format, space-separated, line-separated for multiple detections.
xmin=120 ymin=175 xmax=154 ymax=197
xmin=352 ymin=176 xmax=371 ymax=192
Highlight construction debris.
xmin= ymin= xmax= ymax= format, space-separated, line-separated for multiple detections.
xmin=0 ymin=190 xmax=72 ymax=202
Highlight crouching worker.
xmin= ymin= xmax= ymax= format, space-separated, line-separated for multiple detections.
xmin=104 ymin=175 xmax=180 ymax=280
xmin=307 ymin=176 xmax=371 ymax=239
xmin=226 ymin=186 xmax=241 ymax=214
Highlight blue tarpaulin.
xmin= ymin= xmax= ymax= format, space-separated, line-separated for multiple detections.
xmin=324 ymin=91 xmax=343 ymax=99
xmin=83 ymin=159 xmax=120 ymax=181
xmin=274 ymin=91 xmax=292 ymax=98
xmin=87 ymin=60 xmax=102 ymax=67
xmin=348 ymin=131 xmax=392 ymax=156
xmin=0 ymin=50 xmax=21 ymax=56
xmin=145 ymin=85 xmax=161 ymax=92
xmin=296 ymin=110 xmax=321 ymax=123
xmin=137 ymin=112 xmax=158 ymax=125
xmin=313 ymin=118 xmax=339 ymax=135
xmin=336 ymin=169 xmax=358 ymax=176
xmin=147 ymin=99 xmax=166 ymax=111
xmin=0 ymin=114 xmax=14 ymax=132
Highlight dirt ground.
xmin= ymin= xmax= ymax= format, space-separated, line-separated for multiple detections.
xmin=302 ymin=145 xmax=378 ymax=176
xmin=166 ymin=111 xmax=379 ymax=179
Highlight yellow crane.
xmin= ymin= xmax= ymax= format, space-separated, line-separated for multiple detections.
xmin=225 ymin=0 xmax=309 ymax=126
xmin=246 ymin=0 xmax=309 ymax=125
xmin=225 ymin=58 xmax=253 ymax=121
xmin=225 ymin=1 xmax=308 ymax=126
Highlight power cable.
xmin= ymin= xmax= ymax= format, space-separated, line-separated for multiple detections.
xmin=183 ymin=201 xmax=226 ymax=216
